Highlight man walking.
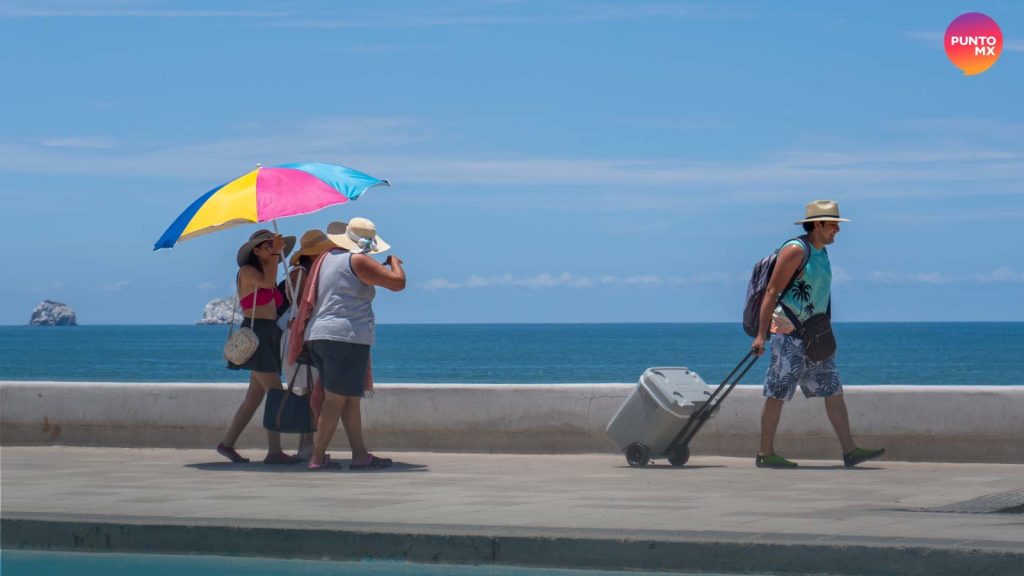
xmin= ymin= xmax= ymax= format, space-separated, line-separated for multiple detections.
xmin=750 ymin=200 xmax=885 ymax=468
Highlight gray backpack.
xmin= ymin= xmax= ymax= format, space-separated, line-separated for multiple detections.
xmin=742 ymin=236 xmax=810 ymax=337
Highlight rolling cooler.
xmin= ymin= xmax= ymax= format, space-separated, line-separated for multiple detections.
xmin=605 ymin=352 xmax=759 ymax=467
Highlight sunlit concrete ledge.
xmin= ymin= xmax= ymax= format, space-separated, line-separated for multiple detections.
xmin=1 ymin=381 xmax=1022 ymax=463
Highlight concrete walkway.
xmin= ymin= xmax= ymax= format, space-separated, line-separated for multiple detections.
xmin=2 ymin=446 xmax=1023 ymax=575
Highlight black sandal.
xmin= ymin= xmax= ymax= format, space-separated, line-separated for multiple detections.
xmin=216 ymin=442 xmax=250 ymax=464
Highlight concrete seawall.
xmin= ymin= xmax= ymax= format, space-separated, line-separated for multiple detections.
xmin=2 ymin=381 xmax=1022 ymax=463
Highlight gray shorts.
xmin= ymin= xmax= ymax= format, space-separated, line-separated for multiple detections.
xmin=308 ymin=340 xmax=370 ymax=398
xmin=764 ymin=333 xmax=842 ymax=401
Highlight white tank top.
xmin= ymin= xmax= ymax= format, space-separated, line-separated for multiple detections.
xmin=306 ymin=250 xmax=376 ymax=345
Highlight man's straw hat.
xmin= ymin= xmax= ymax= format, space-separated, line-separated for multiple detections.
xmin=795 ymin=200 xmax=851 ymax=224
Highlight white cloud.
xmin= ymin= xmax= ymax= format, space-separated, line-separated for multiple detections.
xmin=0 ymin=116 xmax=432 ymax=182
xmin=0 ymin=116 xmax=1021 ymax=210
xmin=197 ymin=282 xmax=221 ymax=291
xmin=668 ymin=271 xmax=735 ymax=285
xmin=974 ymin=267 xmax=1024 ymax=283
xmin=266 ymin=3 xmax=749 ymax=30
xmin=1004 ymin=40 xmax=1024 ymax=53
xmin=333 ymin=44 xmax=441 ymax=55
xmin=597 ymin=274 xmax=662 ymax=287
xmin=1 ymin=1 xmax=748 ymax=26
xmin=868 ymin=271 xmax=955 ymax=285
xmin=905 ymin=31 xmax=942 ymax=46
xmin=421 ymin=278 xmax=463 ymax=290
xmin=0 ymin=1 xmax=286 ymax=19
xmin=25 ymin=282 xmax=65 ymax=294
xmin=4 ymin=138 xmax=1020 ymax=200
xmin=420 ymin=271 xmax=747 ymax=290
xmin=421 ymin=272 xmax=668 ymax=290
xmin=99 ymin=280 xmax=130 ymax=292
xmin=36 ymin=136 xmax=116 ymax=149
xmin=906 ymin=30 xmax=1024 ymax=54
xmin=831 ymin=265 xmax=852 ymax=285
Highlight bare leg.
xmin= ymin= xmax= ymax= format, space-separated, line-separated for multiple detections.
xmin=339 ymin=397 xmax=369 ymax=461
xmin=825 ymin=395 xmax=856 ymax=453
xmin=312 ymin=392 xmax=345 ymax=465
xmin=759 ymin=397 xmax=785 ymax=455
xmin=221 ymin=374 xmax=267 ymax=448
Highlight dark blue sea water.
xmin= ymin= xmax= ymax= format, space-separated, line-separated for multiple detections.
xmin=0 ymin=323 xmax=1020 ymax=385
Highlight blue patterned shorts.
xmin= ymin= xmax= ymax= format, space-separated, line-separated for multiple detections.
xmin=764 ymin=333 xmax=842 ymax=401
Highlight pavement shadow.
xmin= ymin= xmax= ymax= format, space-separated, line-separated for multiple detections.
xmin=185 ymin=461 xmax=430 ymax=473
xmin=794 ymin=465 xmax=885 ymax=471
xmin=615 ymin=465 xmax=727 ymax=470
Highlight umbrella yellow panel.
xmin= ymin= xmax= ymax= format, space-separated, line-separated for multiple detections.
xmin=179 ymin=169 xmax=260 ymax=241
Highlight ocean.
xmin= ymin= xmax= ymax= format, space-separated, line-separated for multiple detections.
xmin=0 ymin=323 xmax=1020 ymax=385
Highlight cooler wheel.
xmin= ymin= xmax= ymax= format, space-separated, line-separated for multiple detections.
xmin=625 ymin=442 xmax=650 ymax=467
xmin=667 ymin=445 xmax=690 ymax=467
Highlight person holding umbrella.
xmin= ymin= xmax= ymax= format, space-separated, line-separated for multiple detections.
xmin=217 ymin=229 xmax=304 ymax=465
xmin=302 ymin=218 xmax=405 ymax=470
xmin=152 ymin=162 xmax=392 ymax=464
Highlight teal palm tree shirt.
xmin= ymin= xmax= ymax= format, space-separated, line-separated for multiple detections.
xmin=778 ymin=239 xmax=831 ymax=322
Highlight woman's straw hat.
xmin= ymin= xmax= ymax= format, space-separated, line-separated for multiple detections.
xmin=795 ymin=200 xmax=851 ymax=224
xmin=290 ymin=229 xmax=337 ymax=266
xmin=326 ymin=218 xmax=390 ymax=255
xmin=236 ymin=229 xmax=296 ymax=267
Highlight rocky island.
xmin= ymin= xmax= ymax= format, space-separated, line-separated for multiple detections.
xmin=197 ymin=296 xmax=242 ymax=325
xmin=29 ymin=300 xmax=78 ymax=326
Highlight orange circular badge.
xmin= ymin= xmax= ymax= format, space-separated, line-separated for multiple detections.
xmin=945 ymin=13 xmax=1003 ymax=76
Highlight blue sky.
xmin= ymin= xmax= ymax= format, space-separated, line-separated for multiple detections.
xmin=1 ymin=0 xmax=1021 ymax=324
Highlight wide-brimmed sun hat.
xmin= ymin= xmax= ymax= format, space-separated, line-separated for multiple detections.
xmin=326 ymin=218 xmax=390 ymax=254
xmin=236 ymin=229 xmax=296 ymax=267
xmin=289 ymin=229 xmax=336 ymax=266
xmin=794 ymin=200 xmax=851 ymax=224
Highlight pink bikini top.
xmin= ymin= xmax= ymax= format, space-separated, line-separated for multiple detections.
xmin=239 ymin=287 xmax=284 ymax=310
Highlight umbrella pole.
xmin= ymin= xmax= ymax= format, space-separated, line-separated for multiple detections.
xmin=272 ymin=220 xmax=296 ymax=302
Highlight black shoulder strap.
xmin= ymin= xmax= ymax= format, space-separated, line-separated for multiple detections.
xmin=820 ymin=243 xmax=830 ymax=319
xmin=779 ymin=236 xmax=810 ymax=294
xmin=777 ymin=236 xmax=812 ymax=327
xmin=794 ymin=235 xmax=811 ymax=278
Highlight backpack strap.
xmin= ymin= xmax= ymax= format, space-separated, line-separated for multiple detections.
xmin=778 ymin=235 xmax=810 ymax=295
xmin=777 ymin=236 xmax=812 ymax=328
xmin=794 ymin=235 xmax=811 ymax=279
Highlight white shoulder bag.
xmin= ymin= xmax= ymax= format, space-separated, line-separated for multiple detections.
xmin=224 ymin=279 xmax=260 ymax=365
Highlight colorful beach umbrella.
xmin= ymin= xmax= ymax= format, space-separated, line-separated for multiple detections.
xmin=153 ymin=162 xmax=389 ymax=250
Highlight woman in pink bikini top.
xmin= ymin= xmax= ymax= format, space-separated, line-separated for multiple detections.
xmin=237 ymin=233 xmax=287 ymax=321
xmin=216 ymin=229 xmax=305 ymax=467
xmin=238 ymin=283 xmax=284 ymax=314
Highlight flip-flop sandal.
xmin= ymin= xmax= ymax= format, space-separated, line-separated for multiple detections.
xmin=263 ymin=452 xmax=302 ymax=465
xmin=308 ymin=454 xmax=343 ymax=471
xmin=216 ymin=442 xmax=250 ymax=464
xmin=350 ymin=454 xmax=393 ymax=470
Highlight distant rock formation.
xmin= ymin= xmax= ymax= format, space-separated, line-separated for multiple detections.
xmin=29 ymin=300 xmax=78 ymax=326
xmin=198 ymin=296 xmax=242 ymax=325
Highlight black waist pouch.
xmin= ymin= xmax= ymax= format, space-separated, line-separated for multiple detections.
xmin=794 ymin=313 xmax=836 ymax=362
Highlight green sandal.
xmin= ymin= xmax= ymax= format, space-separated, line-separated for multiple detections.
xmin=843 ymin=447 xmax=885 ymax=468
xmin=755 ymin=453 xmax=798 ymax=468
